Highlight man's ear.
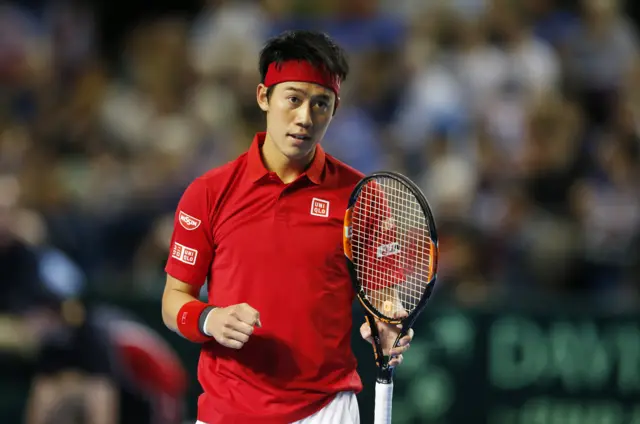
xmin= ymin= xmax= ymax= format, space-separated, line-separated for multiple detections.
xmin=332 ymin=96 xmax=340 ymax=116
xmin=256 ymin=84 xmax=269 ymax=112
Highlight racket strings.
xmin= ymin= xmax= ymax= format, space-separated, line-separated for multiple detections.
xmin=351 ymin=177 xmax=434 ymax=318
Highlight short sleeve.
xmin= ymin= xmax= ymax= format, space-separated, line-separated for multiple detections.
xmin=164 ymin=178 xmax=215 ymax=288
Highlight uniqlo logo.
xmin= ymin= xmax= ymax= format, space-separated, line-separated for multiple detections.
xmin=310 ymin=197 xmax=330 ymax=217
xmin=171 ymin=242 xmax=198 ymax=266
xmin=182 ymin=248 xmax=197 ymax=264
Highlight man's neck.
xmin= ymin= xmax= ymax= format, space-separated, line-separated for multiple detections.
xmin=261 ymin=133 xmax=315 ymax=184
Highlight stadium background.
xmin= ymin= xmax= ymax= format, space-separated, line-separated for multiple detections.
xmin=2 ymin=0 xmax=640 ymax=423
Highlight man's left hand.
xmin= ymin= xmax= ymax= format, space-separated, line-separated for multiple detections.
xmin=360 ymin=314 xmax=413 ymax=367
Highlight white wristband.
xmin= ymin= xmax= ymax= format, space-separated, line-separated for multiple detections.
xmin=202 ymin=308 xmax=215 ymax=337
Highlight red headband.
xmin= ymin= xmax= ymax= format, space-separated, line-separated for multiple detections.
xmin=264 ymin=60 xmax=341 ymax=98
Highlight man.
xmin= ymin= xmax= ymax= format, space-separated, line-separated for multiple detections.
xmin=162 ymin=30 xmax=413 ymax=424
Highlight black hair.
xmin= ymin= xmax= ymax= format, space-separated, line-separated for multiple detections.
xmin=259 ymin=30 xmax=349 ymax=99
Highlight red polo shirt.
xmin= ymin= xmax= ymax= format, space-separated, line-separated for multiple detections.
xmin=165 ymin=132 xmax=364 ymax=424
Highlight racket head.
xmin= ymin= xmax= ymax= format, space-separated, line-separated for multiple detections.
xmin=343 ymin=171 xmax=439 ymax=326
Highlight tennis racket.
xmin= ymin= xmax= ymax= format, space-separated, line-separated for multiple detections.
xmin=343 ymin=171 xmax=439 ymax=424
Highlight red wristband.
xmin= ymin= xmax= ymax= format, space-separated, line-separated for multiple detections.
xmin=177 ymin=300 xmax=213 ymax=343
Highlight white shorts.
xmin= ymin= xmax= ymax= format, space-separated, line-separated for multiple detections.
xmin=196 ymin=391 xmax=359 ymax=424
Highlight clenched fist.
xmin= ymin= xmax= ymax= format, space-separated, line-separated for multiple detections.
xmin=205 ymin=303 xmax=261 ymax=349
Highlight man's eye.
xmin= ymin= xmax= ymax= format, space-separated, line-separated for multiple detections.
xmin=288 ymin=97 xmax=300 ymax=104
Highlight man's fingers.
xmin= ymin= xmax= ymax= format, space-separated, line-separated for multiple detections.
xmin=223 ymin=329 xmax=251 ymax=344
xmin=399 ymin=329 xmax=414 ymax=345
xmin=220 ymin=338 xmax=245 ymax=349
xmin=394 ymin=310 xmax=409 ymax=319
xmin=227 ymin=320 xmax=254 ymax=337
xmin=235 ymin=303 xmax=261 ymax=327
xmin=360 ymin=322 xmax=371 ymax=337
xmin=389 ymin=354 xmax=404 ymax=367
xmin=390 ymin=344 xmax=410 ymax=356
xmin=360 ymin=322 xmax=372 ymax=344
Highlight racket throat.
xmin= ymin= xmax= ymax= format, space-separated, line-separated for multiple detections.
xmin=376 ymin=358 xmax=395 ymax=384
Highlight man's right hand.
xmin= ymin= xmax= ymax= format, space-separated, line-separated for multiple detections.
xmin=205 ymin=303 xmax=261 ymax=349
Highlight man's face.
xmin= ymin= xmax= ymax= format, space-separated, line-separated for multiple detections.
xmin=257 ymin=81 xmax=336 ymax=161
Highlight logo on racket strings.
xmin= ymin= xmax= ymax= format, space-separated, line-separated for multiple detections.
xmin=377 ymin=242 xmax=400 ymax=258
xmin=382 ymin=300 xmax=394 ymax=313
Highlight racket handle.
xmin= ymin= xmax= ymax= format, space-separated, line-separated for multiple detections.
xmin=374 ymin=381 xmax=394 ymax=424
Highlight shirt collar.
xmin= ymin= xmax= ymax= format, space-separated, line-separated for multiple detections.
xmin=246 ymin=132 xmax=326 ymax=185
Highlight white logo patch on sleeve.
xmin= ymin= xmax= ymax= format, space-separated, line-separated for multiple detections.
xmin=171 ymin=242 xmax=198 ymax=265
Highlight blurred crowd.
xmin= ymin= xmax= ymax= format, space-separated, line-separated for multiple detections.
xmin=1 ymin=0 xmax=640 ymax=307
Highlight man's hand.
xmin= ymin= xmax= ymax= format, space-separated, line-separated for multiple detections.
xmin=206 ymin=303 xmax=261 ymax=349
xmin=360 ymin=312 xmax=413 ymax=367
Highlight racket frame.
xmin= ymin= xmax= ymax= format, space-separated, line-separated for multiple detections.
xmin=343 ymin=171 xmax=439 ymax=384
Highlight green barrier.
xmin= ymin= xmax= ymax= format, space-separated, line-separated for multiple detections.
xmin=389 ymin=304 xmax=640 ymax=424
xmin=3 ymin=294 xmax=639 ymax=424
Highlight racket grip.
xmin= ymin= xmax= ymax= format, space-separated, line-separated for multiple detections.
xmin=374 ymin=381 xmax=394 ymax=424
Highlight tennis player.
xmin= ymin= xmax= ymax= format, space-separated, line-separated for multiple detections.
xmin=161 ymin=30 xmax=413 ymax=424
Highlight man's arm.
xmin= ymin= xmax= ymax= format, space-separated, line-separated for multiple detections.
xmin=163 ymin=178 xmax=260 ymax=348
xmin=162 ymin=274 xmax=261 ymax=349
xmin=161 ymin=274 xmax=202 ymax=333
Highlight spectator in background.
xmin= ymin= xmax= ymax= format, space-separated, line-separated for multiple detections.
xmin=390 ymin=6 xmax=469 ymax=176
xmin=481 ymin=0 xmax=561 ymax=170
xmin=321 ymin=50 xmax=399 ymax=174
xmin=0 ymin=175 xmax=43 ymax=358
xmin=571 ymin=132 xmax=640 ymax=295
xmin=0 ymin=173 xmax=187 ymax=424
xmin=24 ymin=293 xmax=120 ymax=424
xmin=25 ymin=295 xmax=189 ymax=424
xmin=562 ymin=0 xmax=640 ymax=126
xmin=522 ymin=0 xmax=580 ymax=48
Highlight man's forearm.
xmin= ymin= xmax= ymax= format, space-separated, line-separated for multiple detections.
xmin=161 ymin=289 xmax=200 ymax=332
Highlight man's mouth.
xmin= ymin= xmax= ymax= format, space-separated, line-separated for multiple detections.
xmin=288 ymin=134 xmax=312 ymax=142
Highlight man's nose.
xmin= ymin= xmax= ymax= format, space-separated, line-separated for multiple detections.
xmin=295 ymin=103 xmax=312 ymax=128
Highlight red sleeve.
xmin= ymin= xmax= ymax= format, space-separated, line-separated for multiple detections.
xmin=164 ymin=178 xmax=214 ymax=288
